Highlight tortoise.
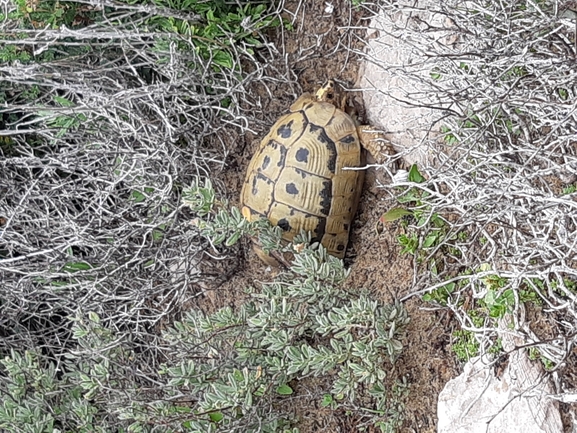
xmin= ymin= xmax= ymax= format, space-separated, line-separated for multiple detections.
xmin=240 ymin=80 xmax=391 ymax=265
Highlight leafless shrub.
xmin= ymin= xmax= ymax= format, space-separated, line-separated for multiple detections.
xmin=0 ymin=1 xmax=284 ymax=356
xmin=358 ymin=0 xmax=577 ymax=371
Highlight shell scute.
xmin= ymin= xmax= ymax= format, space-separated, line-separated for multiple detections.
xmin=274 ymin=167 xmax=332 ymax=217
xmin=268 ymin=202 xmax=326 ymax=241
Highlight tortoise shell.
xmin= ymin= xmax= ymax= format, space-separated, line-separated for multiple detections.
xmin=240 ymin=85 xmax=364 ymax=262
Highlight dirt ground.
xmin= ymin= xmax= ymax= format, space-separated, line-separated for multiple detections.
xmin=202 ymin=1 xmax=462 ymax=431
xmin=198 ymin=1 xmax=577 ymax=432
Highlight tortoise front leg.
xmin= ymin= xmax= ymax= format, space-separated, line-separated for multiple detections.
xmin=356 ymin=125 xmax=395 ymax=165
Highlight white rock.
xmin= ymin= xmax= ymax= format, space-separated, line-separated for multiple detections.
xmin=359 ymin=0 xmax=454 ymax=168
xmin=437 ymin=353 xmax=562 ymax=433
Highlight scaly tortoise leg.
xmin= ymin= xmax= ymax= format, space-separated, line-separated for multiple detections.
xmin=356 ymin=125 xmax=395 ymax=165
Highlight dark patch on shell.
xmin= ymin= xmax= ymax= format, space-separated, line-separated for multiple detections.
xmin=261 ymin=155 xmax=271 ymax=170
xmin=265 ymin=139 xmax=279 ymax=149
xmin=296 ymin=147 xmax=309 ymax=163
xmin=286 ymin=182 xmax=299 ymax=195
xmin=309 ymin=124 xmax=321 ymax=133
xmin=325 ymin=140 xmax=337 ymax=173
xmin=340 ymin=134 xmax=356 ymax=144
xmin=278 ymin=143 xmax=288 ymax=167
xmin=277 ymin=218 xmax=292 ymax=232
xmin=312 ymin=217 xmax=326 ymax=242
xmin=315 ymin=128 xmax=332 ymax=146
xmin=295 ymin=168 xmax=309 ymax=179
xmin=319 ymin=180 xmax=332 ymax=216
xmin=277 ymin=120 xmax=294 ymax=139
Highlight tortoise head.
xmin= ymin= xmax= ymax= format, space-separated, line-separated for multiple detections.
xmin=315 ymin=80 xmax=346 ymax=110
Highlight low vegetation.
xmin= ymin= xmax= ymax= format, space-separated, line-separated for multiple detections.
xmin=380 ymin=1 xmax=577 ymax=372
xmin=2 ymin=0 xmax=577 ymax=431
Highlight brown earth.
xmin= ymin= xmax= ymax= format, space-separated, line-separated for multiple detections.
xmin=205 ymin=2 xmax=577 ymax=431
xmin=198 ymin=1 xmax=462 ymax=431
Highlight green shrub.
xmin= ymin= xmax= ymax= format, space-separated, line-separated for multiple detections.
xmin=0 ymin=179 xmax=410 ymax=432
